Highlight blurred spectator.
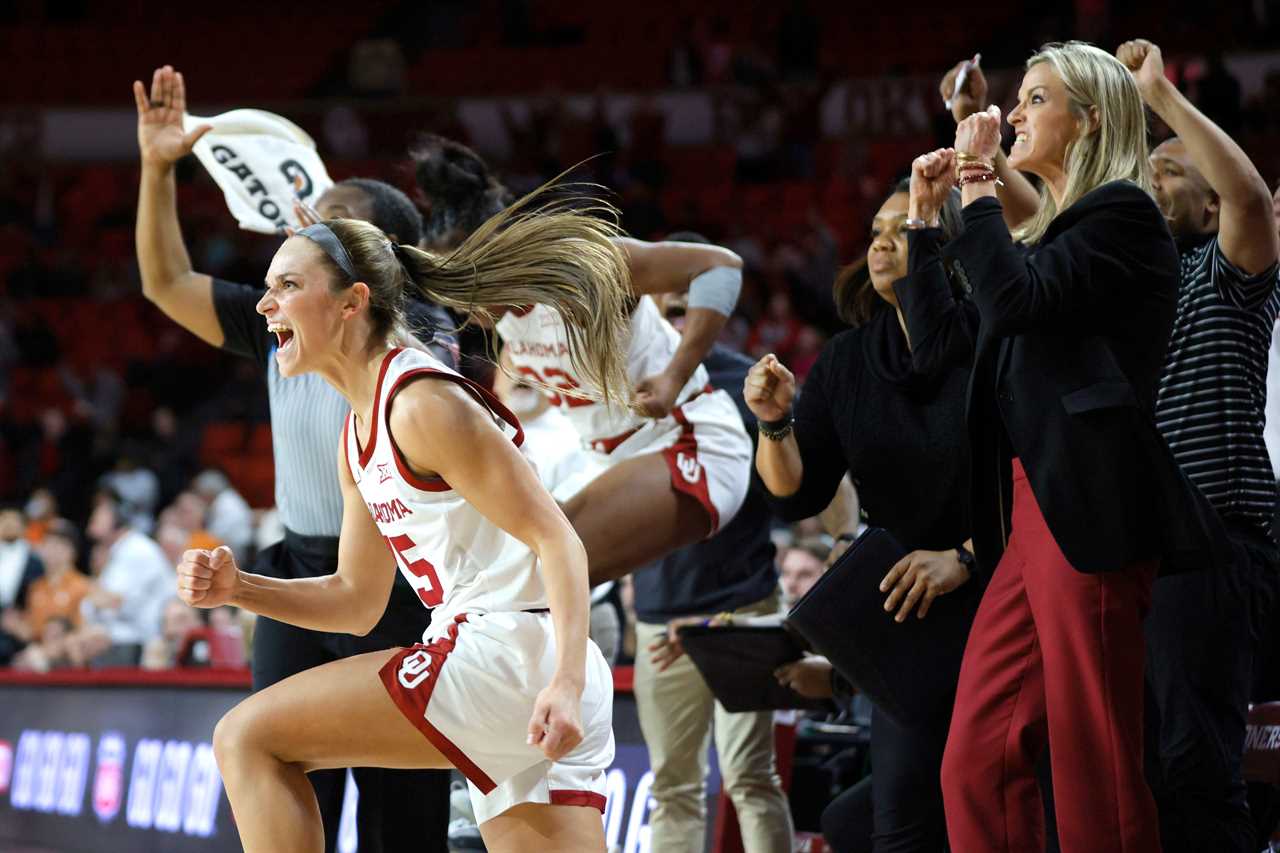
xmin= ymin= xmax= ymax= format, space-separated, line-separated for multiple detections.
xmin=191 ymin=470 xmax=254 ymax=563
xmin=0 ymin=503 xmax=44 ymax=664
xmin=141 ymin=597 xmax=203 ymax=670
xmin=159 ymin=490 xmax=223 ymax=552
xmin=99 ymin=445 xmax=160 ymax=533
xmin=64 ymin=489 xmax=172 ymax=667
xmin=10 ymin=519 xmax=89 ymax=672
xmin=21 ymin=486 xmax=58 ymax=542
xmin=24 ymin=518 xmax=89 ymax=639
xmin=154 ymin=519 xmax=192 ymax=567
xmin=778 ymin=535 xmax=829 ymax=610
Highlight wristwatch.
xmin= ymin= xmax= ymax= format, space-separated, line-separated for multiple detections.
xmin=954 ymin=546 xmax=976 ymax=572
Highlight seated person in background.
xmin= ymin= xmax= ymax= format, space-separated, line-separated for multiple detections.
xmin=10 ymin=519 xmax=91 ymax=672
xmin=0 ymin=503 xmax=45 ymax=665
xmin=778 ymin=535 xmax=830 ymax=610
xmin=158 ymin=491 xmax=224 ymax=552
xmin=190 ymin=470 xmax=254 ymax=563
xmin=142 ymin=596 xmax=204 ymax=669
xmin=64 ymin=490 xmax=173 ymax=667
xmin=22 ymin=488 xmax=59 ymax=544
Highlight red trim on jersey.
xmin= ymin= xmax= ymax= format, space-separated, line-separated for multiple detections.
xmin=663 ymin=402 xmax=720 ymax=532
xmin=355 ymin=347 xmax=405 ymax=469
xmin=550 ymin=789 xmax=607 ymax=813
xmin=509 ymin=304 xmax=536 ymax=317
xmin=381 ymin=366 xmax=528 ymax=492
xmin=341 ymin=412 xmax=355 ymax=481
xmin=377 ymin=614 xmax=499 ymax=794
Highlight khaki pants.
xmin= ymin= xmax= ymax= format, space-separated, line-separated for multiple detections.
xmin=633 ymin=594 xmax=794 ymax=853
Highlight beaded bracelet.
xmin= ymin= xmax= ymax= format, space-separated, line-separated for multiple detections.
xmin=958 ymin=171 xmax=1002 ymax=187
xmin=758 ymin=416 xmax=794 ymax=441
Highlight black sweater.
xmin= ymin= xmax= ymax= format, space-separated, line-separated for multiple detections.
xmin=766 ymin=304 xmax=971 ymax=553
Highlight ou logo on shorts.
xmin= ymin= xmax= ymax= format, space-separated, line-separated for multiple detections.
xmin=676 ymin=452 xmax=702 ymax=485
xmin=398 ymin=650 xmax=434 ymax=690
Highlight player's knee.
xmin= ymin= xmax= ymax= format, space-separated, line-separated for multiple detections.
xmin=212 ymin=703 xmax=265 ymax=770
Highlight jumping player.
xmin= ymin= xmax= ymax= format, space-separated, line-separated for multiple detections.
xmin=175 ymin=189 xmax=632 ymax=851
xmin=412 ymin=135 xmax=753 ymax=583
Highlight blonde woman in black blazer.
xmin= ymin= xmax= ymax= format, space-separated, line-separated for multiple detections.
xmin=903 ymin=41 xmax=1227 ymax=853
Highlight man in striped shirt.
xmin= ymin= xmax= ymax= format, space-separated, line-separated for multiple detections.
xmin=1120 ymin=40 xmax=1280 ymax=853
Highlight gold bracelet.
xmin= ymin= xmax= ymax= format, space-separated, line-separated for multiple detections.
xmin=955 ymin=151 xmax=984 ymax=162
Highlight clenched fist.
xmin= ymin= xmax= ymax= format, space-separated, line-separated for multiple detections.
xmin=1116 ymin=39 xmax=1165 ymax=100
xmin=955 ymin=105 xmax=1003 ymax=164
xmin=527 ymin=678 xmax=586 ymax=762
xmin=177 ymin=546 xmax=239 ymax=608
xmin=744 ymin=354 xmax=796 ymax=424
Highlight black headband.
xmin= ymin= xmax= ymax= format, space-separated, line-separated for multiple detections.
xmin=297 ymin=223 xmax=358 ymax=281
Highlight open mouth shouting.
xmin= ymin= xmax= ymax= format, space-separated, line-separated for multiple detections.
xmin=268 ymin=323 xmax=295 ymax=352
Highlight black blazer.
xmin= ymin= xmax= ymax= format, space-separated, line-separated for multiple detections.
xmin=898 ymin=181 xmax=1229 ymax=575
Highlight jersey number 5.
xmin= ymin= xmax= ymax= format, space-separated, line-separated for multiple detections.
xmin=384 ymin=533 xmax=444 ymax=607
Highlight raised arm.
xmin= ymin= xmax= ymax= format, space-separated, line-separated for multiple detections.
xmin=941 ymin=56 xmax=1040 ymax=230
xmin=619 ymin=238 xmax=744 ymax=417
xmin=897 ymin=149 xmax=979 ymax=371
xmin=177 ymin=436 xmax=398 ymax=636
xmin=390 ymin=379 xmax=589 ymax=760
xmin=134 ymin=65 xmax=221 ymax=345
xmin=1118 ymin=39 xmax=1279 ymax=276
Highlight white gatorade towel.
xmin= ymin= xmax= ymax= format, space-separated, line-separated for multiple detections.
xmin=183 ymin=109 xmax=333 ymax=234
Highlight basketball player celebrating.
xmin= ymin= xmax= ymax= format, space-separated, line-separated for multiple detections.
xmin=412 ymin=136 xmax=753 ymax=583
xmin=175 ymin=192 xmax=632 ymax=851
xmin=133 ymin=66 xmax=454 ymax=851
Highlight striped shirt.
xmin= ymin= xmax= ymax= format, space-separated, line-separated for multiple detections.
xmin=1155 ymin=236 xmax=1280 ymax=532
xmin=212 ymin=279 xmax=458 ymax=538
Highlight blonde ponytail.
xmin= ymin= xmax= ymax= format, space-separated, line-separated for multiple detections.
xmin=395 ymin=179 xmax=632 ymax=408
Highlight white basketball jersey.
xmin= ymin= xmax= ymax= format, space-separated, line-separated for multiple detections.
xmin=344 ymin=347 xmax=548 ymax=635
xmin=496 ymin=296 xmax=710 ymax=446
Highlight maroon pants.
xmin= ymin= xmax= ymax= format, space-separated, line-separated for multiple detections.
xmin=941 ymin=460 xmax=1160 ymax=853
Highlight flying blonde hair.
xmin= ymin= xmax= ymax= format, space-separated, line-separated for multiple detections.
xmin=1013 ymin=41 xmax=1153 ymax=245
xmin=320 ymin=178 xmax=633 ymax=410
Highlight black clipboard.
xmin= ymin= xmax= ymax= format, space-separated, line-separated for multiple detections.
xmin=785 ymin=527 xmax=982 ymax=728
xmin=677 ymin=622 xmax=833 ymax=712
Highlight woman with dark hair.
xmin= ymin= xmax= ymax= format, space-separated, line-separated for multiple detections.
xmin=410 ymin=134 xmax=515 ymax=251
xmin=746 ymin=176 xmax=974 ymax=852
xmin=410 ymin=136 xmax=755 ymax=585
